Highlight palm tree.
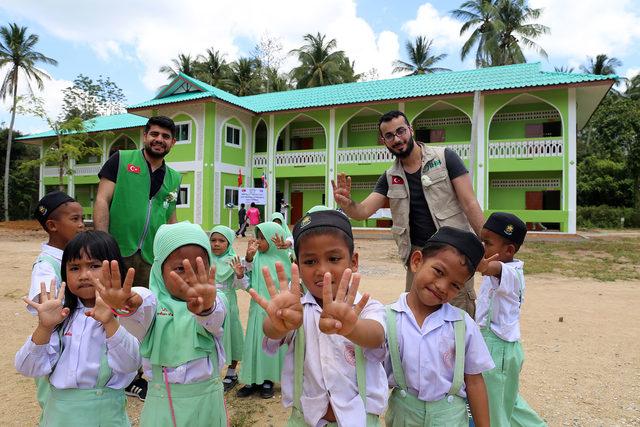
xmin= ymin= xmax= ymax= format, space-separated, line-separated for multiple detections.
xmin=226 ymin=58 xmax=262 ymax=96
xmin=194 ymin=48 xmax=229 ymax=88
xmin=450 ymin=0 xmax=498 ymax=67
xmin=625 ymin=73 xmax=640 ymax=100
xmin=554 ymin=65 xmax=574 ymax=73
xmin=580 ymin=54 xmax=621 ymax=75
xmin=0 ymin=23 xmax=57 ymax=221
xmin=290 ymin=33 xmax=353 ymax=88
xmin=262 ymin=67 xmax=291 ymax=93
xmin=393 ymin=36 xmax=450 ymax=76
xmin=159 ymin=53 xmax=198 ymax=79
xmin=491 ymin=0 xmax=549 ymax=65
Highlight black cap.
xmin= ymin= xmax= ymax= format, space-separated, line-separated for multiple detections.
xmin=34 ymin=191 xmax=75 ymax=228
xmin=292 ymin=209 xmax=353 ymax=256
xmin=428 ymin=226 xmax=485 ymax=271
xmin=483 ymin=212 xmax=527 ymax=246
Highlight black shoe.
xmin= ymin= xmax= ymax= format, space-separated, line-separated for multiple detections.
xmin=260 ymin=381 xmax=274 ymax=399
xmin=236 ymin=384 xmax=257 ymax=398
xmin=125 ymin=377 xmax=147 ymax=401
xmin=223 ymin=374 xmax=238 ymax=392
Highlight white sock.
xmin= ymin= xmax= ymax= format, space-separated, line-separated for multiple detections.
xmin=226 ymin=368 xmax=236 ymax=377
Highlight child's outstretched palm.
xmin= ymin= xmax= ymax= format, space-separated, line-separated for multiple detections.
xmin=93 ymin=260 xmax=139 ymax=312
xmin=271 ymin=233 xmax=290 ymax=249
xmin=245 ymin=239 xmax=259 ymax=261
xmin=85 ymin=289 xmax=115 ymax=324
xmin=169 ymin=257 xmax=217 ymax=315
xmin=319 ymin=269 xmax=369 ymax=337
xmin=249 ymin=262 xmax=302 ymax=334
xmin=229 ymin=255 xmax=244 ymax=278
xmin=24 ymin=281 xmax=70 ymax=329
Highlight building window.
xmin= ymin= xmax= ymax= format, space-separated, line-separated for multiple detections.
xmin=224 ymin=187 xmax=239 ymax=206
xmin=415 ymin=129 xmax=446 ymax=143
xmin=177 ymin=185 xmax=190 ymax=208
xmin=225 ymin=124 xmax=242 ymax=148
xmin=174 ymin=121 xmax=191 ymax=144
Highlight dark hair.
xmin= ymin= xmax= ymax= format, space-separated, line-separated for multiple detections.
xmin=378 ymin=110 xmax=410 ymax=133
xmin=240 ymin=203 xmax=245 ymax=208
xmin=295 ymin=226 xmax=354 ymax=257
xmin=44 ymin=201 xmax=76 ymax=232
xmin=420 ymin=242 xmax=475 ymax=278
xmin=250 ymin=202 xmax=256 ymax=207
xmin=57 ymin=231 xmax=126 ymax=332
xmin=144 ymin=116 xmax=176 ymax=138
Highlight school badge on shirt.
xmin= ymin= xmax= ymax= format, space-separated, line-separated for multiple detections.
xmin=127 ymin=163 xmax=141 ymax=174
xmin=391 ymin=176 xmax=404 ymax=185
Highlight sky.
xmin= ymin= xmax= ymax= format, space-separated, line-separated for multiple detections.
xmin=1 ymin=0 xmax=639 ymax=134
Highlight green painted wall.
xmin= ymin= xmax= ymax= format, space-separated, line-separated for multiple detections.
xmin=176 ymin=171 xmax=195 ymax=222
xmin=219 ymin=172 xmax=241 ymax=228
xmin=220 ymin=117 xmax=247 ymax=165
xmin=202 ymin=102 xmax=216 ymax=229
xmin=166 ymin=112 xmax=196 ymax=162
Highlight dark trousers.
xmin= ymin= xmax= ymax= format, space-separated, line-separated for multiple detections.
xmin=123 ymin=250 xmax=152 ymax=288
xmin=236 ymin=220 xmax=248 ymax=237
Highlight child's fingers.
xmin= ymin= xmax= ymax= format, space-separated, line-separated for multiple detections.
xmin=353 ymin=292 xmax=369 ymax=317
xmin=182 ymin=258 xmax=199 ymax=286
xmin=48 ymin=280 xmax=57 ymax=300
xmin=278 ymin=307 xmax=302 ymax=325
xmin=335 ymin=269 xmax=352 ymax=302
xmin=195 ymin=257 xmax=209 ymax=285
xmin=290 ymin=264 xmax=301 ymax=296
xmin=274 ymin=262 xmax=288 ymax=290
xmin=23 ymin=296 xmax=39 ymax=309
xmin=57 ymin=283 xmax=66 ymax=302
xmin=39 ymin=282 xmax=48 ymax=302
xmin=85 ymin=308 xmax=94 ymax=318
xmin=261 ymin=266 xmax=278 ymax=299
xmin=345 ymin=272 xmax=360 ymax=306
xmin=123 ymin=268 xmax=135 ymax=293
xmin=208 ymin=264 xmax=217 ymax=286
xmin=248 ymin=289 xmax=269 ymax=311
xmin=110 ymin=260 xmax=122 ymax=288
xmin=92 ymin=275 xmax=106 ymax=294
xmin=100 ymin=260 xmax=112 ymax=290
xmin=322 ymin=271 xmax=333 ymax=304
xmin=169 ymin=271 xmax=196 ymax=299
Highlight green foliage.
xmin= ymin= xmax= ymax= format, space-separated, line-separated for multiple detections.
xmin=580 ymin=54 xmax=621 ymax=76
xmin=577 ymin=156 xmax=634 ymax=207
xmin=0 ymin=127 xmax=38 ymax=220
xmin=61 ymin=74 xmax=126 ymax=121
xmin=393 ymin=36 xmax=450 ymax=76
xmin=576 ymin=206 xmax=640 ymax=229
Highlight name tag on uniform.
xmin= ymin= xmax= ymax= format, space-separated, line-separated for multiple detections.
xmin=127 ymin=163 xmax=141 ymax=174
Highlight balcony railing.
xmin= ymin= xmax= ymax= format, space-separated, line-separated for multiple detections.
xmin=253 ymin=150 xmax=327 ymax=168
xmin=44 ymin=164 xmax=102 ymax=177
xmin=488 ymin=139 xmax=563 ymax=159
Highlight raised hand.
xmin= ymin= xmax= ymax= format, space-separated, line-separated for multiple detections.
xmin=169 ymin=257 xmax=217 ymax=315
xmin=319 ymin=269 xmax=369 ymax=337
xmin=93 ymin=260 xmax=139 ymax=312
xmin=476 ymin=253 xmax=500 ymax=276
xmin=85 ymin=288 xmax=115 ymax=324
xmin=245 ymin=238 xmax=260 ymax=262
xmin=23 ymin=281 xmax=70 ymax=329
xmin=331 ymin=173 xmax=353 ymax=208
xmin=249 ymin=262 xmax=303 ymax=335
xmin=271 ymin=233 xmax=291 ymax=250
xmin=229 ymin=255 xmax=245 ymax=278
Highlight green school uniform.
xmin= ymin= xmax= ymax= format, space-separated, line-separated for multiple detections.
xmin=239 ymin=222 xmax=292 ymax=385
xmin=385 ymin=306 xmax=468 ymax=427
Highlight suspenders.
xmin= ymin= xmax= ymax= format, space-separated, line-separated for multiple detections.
xmin=485 ymin=266 xmax=525 ymax=331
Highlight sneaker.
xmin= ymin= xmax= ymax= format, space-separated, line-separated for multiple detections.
xmin=125 ymin=377 xmax=147 ymax=401
xmin=223 ymin=374 xmax=238 ymax=392
xmin=236 ymin=384 xmax=257 ymax=398
xmin=260 ymin=381 xmax=274 ymax=399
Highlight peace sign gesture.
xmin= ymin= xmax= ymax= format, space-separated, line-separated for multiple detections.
xmin=249 ymin=262 xmax=303 ymax=336
xmin=319 ymin=269 xmax=369 ymax=337
xmin=23 ymin=280 xmax=69 ymax=329
xmin=168 ymin=257 xmax=218 ymax=315
xmin=93 ymin=260 xmax=139 ymax=313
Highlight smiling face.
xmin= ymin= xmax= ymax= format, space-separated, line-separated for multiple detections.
xmin=143 ymin=124 xmax=176 ymax=159
xmin=161 ymin=244 xmax=210 ymax=300
xmin=209 ymin=232 xmax=229 ymax=257
xmin=297 ymin=232 xmax=358 ymax=305
xmin=65 ymin=250 xmax=102 ymax=306
xmin=379 ymin=116 xmax=415 ymax=159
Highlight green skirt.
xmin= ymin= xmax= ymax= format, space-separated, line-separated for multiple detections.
xmin=221 ymin=288 xmax=244 ymax=363
xmin=238 ymin=301 xmax=286 ymax=385
xmin=141 ymin=372 xmax=227 ymax=427
xmin=385 ymin=388 xmax=467 ymax=427
xmin=41 ymin=386 xmax=129 ymax=427
xmin=288 ymin=407 xmax=380 ymax=426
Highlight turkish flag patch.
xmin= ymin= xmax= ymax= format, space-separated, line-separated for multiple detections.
xmin=127 ymin=163 xmax=141 ymax=174
xmin=391 ymin=176 xmax=404 ymax=185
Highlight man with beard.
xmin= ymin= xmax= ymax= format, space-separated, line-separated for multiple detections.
xmin=94 ymin=116 xmax=181 ymax=288
xmin=332 ymin=110 xmax=484 ymax=316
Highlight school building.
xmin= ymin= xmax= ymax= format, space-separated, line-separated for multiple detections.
xmin=19 ymin=62 xmax=615 ymax=233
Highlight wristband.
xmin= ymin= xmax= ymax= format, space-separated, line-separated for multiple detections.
xmin=111 ymin=307 xmax=133 ymax=317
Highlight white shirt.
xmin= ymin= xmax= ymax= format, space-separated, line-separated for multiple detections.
xmin=15 ymin=303 xmax=141 ymax=389
xmin=28 ymin=243 xmax=63 ymax=315
xmin=475 ymin=260 xmax=525 ymax=342
xmin=264 ymin=291 xmax=388 ymax=427
xmin=119 ymin=287 xmax=226 ymax=384
xmin=386 ymin=294 xmax=495 ymax=401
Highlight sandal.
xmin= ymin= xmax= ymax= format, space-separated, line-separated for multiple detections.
xmin=223 ymin=374 xmax=238 ymax=392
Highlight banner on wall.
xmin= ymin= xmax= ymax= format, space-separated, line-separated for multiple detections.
xmin=239 ymin=187 xmax=267 ymax=205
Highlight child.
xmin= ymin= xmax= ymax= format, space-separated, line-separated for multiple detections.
xmin=209 ymin=225 xmax=248 ymax=391
xmin=385 ymin=226 xmax=494 ymax=427
xmin=271 ymin=212 xmax=294 ymax=250
xmin=237 ymin=222 xmax=292 ymax=399
xmin=27 ymin=191 xmax=85 ymax=414
xmin=16 ymin=231 xmax=141 ymax=427
xmin=250 ymin=209 xmax=388 ymax=426
xmin=476 ymin=212 xmax=546 ymax=426
xmin=96 ymin=222 xmax=228 ymax=427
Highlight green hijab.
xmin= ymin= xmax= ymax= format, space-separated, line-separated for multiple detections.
xmin=140 ymin=222 xmax=217 ymax=367
xmin=251 ymin=222 xmax=292 ymax=292
xmin=271 ymin=212 xmax=292 ymax=239
xmin=209 ymin=225 xmax=237 ymax=283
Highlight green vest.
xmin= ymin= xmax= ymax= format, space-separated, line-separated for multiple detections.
xmin=109 ymin=149 xmax=181 ymax=263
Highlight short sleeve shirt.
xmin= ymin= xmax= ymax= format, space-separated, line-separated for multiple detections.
xmin=373 ymin=148 xmax=468 ymax=247
xmin=98 ymin=150 xmax=167 ymax=199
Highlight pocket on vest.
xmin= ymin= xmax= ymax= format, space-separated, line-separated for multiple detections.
xmin=391 ymin=225 xmax=410 ymax=260
xmin=434 ymin=205 xmax=469 ymax=230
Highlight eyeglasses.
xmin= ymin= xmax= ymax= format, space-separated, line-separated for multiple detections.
xmin=381 ymin=126 xmax=409 ymax=143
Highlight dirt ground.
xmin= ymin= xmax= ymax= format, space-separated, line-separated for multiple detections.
xmin=0 ymin=224 xmax=638 ymax=426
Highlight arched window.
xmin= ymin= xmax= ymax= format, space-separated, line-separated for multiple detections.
xmin=76 ymin=139 xmax=101 ymax=164
xmin=109 ymin=136 xmax=137 ymax=157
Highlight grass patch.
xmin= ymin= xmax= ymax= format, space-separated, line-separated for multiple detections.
xmin=519 ymin=237 xmax=640 ymax=281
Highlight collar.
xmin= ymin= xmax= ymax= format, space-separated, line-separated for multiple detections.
xmin=140 ymin=149 xmax=166 ymax=172
xmin=391 ymin=293 xmax=463 ymax=322
xmin=41 ymin=243 xmax=63 ymax=260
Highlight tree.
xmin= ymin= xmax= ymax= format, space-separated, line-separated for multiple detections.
xmin=580 ymin=54 xmax=622 ymax=76
xmin=226 ymin=58 xmax=262 ymax=96
xmin=554 ymin=65 xmax=574 ymax=73
xmin=290 ymin=33 xmax=358 ymax=88
xmin=0 ymin=23 xmax=57 ymax=221
xmin=62 ymin=74 xmax=126 ymax=121
xmin=159 ymin=53 xmax=198 ymax=79
xmin=393 ymin=36 xmax=450 ymax=76
xmin=194 ymin=48 xmax=230 ymax=89
xmin=0 ymin=126 xmax=39 ymax=220
xmin=625 ymin=73 xmax=640 ymax=101
xmin=450 ymin=0 xmax=498 ymax=67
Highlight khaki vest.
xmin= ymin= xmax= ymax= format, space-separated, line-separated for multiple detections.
xmin=386 ymin=144 xmax=471 ymax=262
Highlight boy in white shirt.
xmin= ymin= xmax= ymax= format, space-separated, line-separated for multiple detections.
xmin=477 ymin=212 xmax=546 ymax=426
xmin=250 ymin=208 xmax=388 ymax=426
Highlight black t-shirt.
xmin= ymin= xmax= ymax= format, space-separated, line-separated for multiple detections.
xmin=98 ymin=150 xmax=167 ymax=199
xmin=238 ymin=208 xmax=246 ymax=223
xmin=373 ymin=148 xmax=468 ymax=247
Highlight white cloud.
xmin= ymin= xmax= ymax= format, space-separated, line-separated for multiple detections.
xmin=624 ymin=67 xmax=640 ymax=80
xmin=402 ymin=3 xmax=463 ymax=54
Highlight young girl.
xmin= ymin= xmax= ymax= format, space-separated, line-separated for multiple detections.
xmin=271 ymin=212 xmax=294 ymax=251
xmin=96 ymin=221 xmax=228 ymax=427
xmin=209 ymin=225 xmax=248 ymax=391
xmin=15 ymin=231 xmax=141 ymax=427
xmin=237 ymin=222 xmax=292 ymax=399
xmin=384 ymin=226 xmax=495 ymax=427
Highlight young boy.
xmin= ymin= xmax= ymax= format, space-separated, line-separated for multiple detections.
xmin=385 ymin=226 xmax=494 ymax=427
xmin=249 ymin=209 xmax=388 ymax=426
xmin=476 ymin=212 xmax=546 ymax=426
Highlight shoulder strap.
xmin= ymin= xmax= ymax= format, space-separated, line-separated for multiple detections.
xmin=35 ymin=253 xmax=62 ymax=285
xmin=293 ymin=325 xmax=305 ymax=413
xmin=447 ymin=308 xmax=466 ymax=397
xmin=385 ymin=306 xmax=407 ymax=392
xmin=355 ymin=345 xmax=367 ymax=409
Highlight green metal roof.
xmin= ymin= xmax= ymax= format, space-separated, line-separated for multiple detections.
xmin=128 ymin=62 xmax=616 ymax=113
xmin=17 ymin=113 xmax=148 ymax=141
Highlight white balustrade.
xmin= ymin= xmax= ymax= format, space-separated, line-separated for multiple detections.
xmin=252 ymin=151 xmax=326 ymax=168
xmin=489 ymin=139 xmax=563 ymax=159
xmin=44 ymin=164 xmax=102 ymax=177
xmin=337 ymin=147 xmax=394 ymax=164
xmin=253 ymin=153 xmax=267 ymax=168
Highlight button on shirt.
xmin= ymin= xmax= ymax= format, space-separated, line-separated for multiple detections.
xmin=264 ymin=291 xmax=388 ymax=427
xmin=119 ymin=287 xmax=227 ymax=384
xmin=15 ymin=303 xmax=141 ymax=389
xmin=386 ymin=294 xmax=494 ymax=401
xmin=27 ymin=243 xmax=63 ymax=315
xmin=475 ymin=260 xmax=525 ymax=342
